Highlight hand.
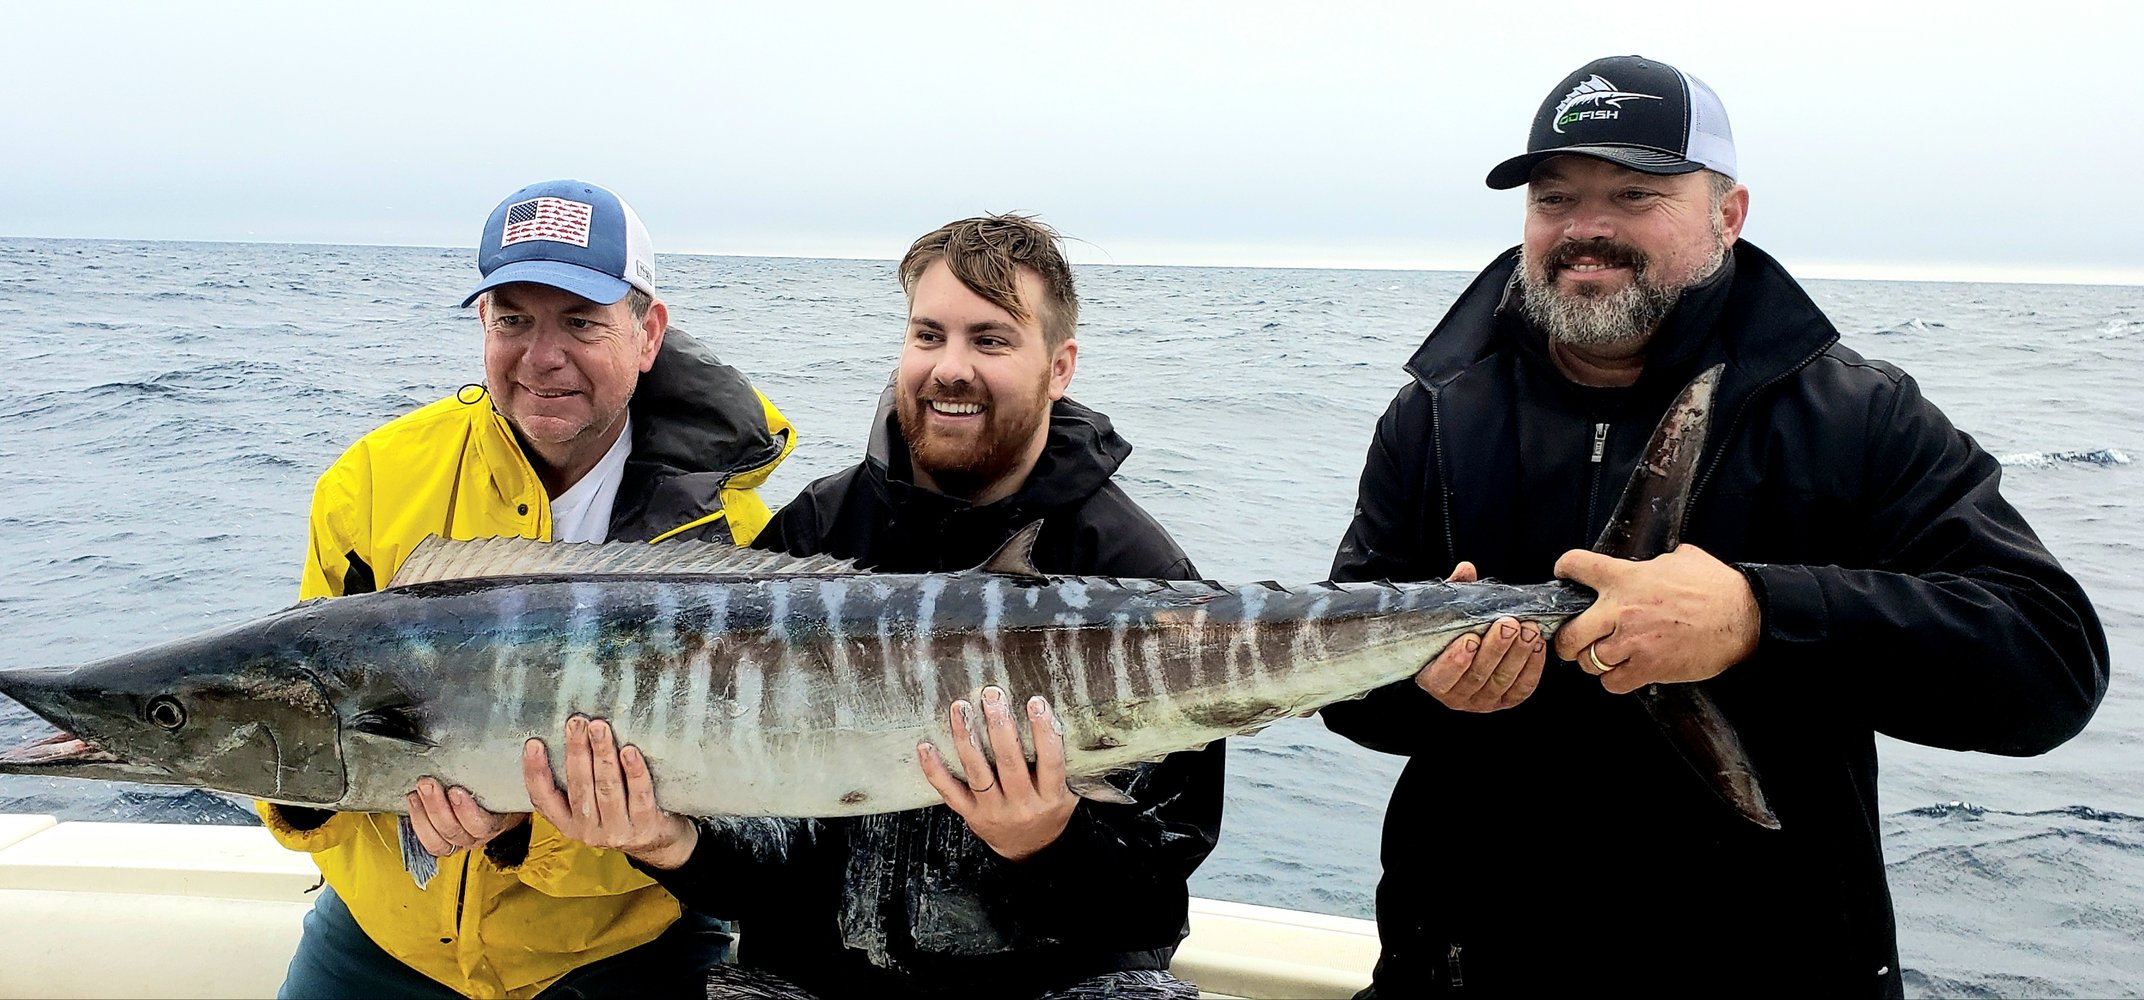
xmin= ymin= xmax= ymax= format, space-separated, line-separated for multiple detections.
xmin=918 ymin=686 xmax=1077 ymax=862
xmin=522 ymin=715 xmax=699 ymax=870
xmin=1412 ymin=561 xmax=1546 ymax=713
xmin=404 ymin=778 xmax=526 ymax=858
xmin=1552 ymin=543 xmax=1761 ymax=695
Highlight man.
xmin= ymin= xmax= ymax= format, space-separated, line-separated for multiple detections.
xmin=262 ymin=179 xmax=797 ymax=998
xmin=521 ymin=214 xmax=1224 ymax=999
xmin=1321 ymin=56 xmax=2108 ymax=996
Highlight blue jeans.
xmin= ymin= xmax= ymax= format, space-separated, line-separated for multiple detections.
xmin=278 ymin=885 xmax=731 ymax=999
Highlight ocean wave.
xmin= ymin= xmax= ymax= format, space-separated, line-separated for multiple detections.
xmin=1996 ymin=448 xmax=2131 ymax=468
xmin=1868 ymin=317 xmax=1949 ymax=336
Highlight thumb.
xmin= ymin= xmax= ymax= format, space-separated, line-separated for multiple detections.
xmin=1446 ymin=561 xmax=1479 ymax=584
xmin=1552 ymin=549 xmax=1627 ymax=589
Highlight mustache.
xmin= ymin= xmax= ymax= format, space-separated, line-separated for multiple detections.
xmin=917 ymin=381 xmax=988 ymax=406
xmin=1544 ymin=239 xmax=1649 ymax=274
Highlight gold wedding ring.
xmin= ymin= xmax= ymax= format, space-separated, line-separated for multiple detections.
xmin=1587 ymin=642 xmax=1617 ymax=673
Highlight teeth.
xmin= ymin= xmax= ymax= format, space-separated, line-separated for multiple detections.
xmin=1567 ymin=263 xmax=1617 ymax=272
xmin=931 ymin=401 xmax=983 ymax=415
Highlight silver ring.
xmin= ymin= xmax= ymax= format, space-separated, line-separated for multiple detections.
xmin=968 ymin=777 xmax=996 ymax=793
xmin=1587 ymin=642 xmax=1617 ymax=673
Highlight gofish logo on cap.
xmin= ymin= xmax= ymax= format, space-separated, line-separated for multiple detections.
xmin=1552 ymin=74 xmax=1662 ymax=134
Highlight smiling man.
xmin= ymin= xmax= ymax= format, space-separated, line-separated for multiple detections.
xmin=518 ymin=215 xmax=1224 ymax=999
xmin=259 ymin=179 xmax=795 ymax=998
xmin=1321 ymin=56 xmax=2106 ymax=995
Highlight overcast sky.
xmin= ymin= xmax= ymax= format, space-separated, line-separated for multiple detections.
xmin=6 ymin=0 xmax=2139 ymax=283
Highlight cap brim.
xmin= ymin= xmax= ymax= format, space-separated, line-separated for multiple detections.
xmin=460 ymin=259 xmax=633 ymax=308
xmin=1485 ymin=145 xmax=1705 ymax=190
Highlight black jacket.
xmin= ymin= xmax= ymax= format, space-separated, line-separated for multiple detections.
xmin=1321 ymin=242 xmax=2108 ymax=996
xmin=649 ymin=398 xmax=1223 ymax=999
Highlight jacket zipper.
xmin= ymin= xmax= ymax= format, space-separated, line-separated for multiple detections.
xmin=1446 ymin=942 xmax=1466 ymax=988
xmin=452 ymin=853 xmax=471 ymax=944
xmin=1586 ymin=422 xmax=1610 ymax=534
xmin=1428 ymin=390 xmax=1457 ymax=567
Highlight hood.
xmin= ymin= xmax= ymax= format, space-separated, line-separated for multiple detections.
xmin=628 ymin=326 xmax=795 ymax=487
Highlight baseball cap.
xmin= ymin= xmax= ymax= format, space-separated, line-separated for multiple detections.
xmin=1486 ymin=55 xmax=1736 ymax=190
xmin=460 ymin=179 xmax=657 ymax=307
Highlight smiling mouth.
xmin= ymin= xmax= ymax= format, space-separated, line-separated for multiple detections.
xmin=526 ymin=387 xmax=582 ymax=400
xmin=929 ymin=401 xmax=984 ymax=416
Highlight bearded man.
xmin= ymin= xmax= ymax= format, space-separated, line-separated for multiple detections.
xmin=519 ymin=215 xmax=1223 ymax=999
xmin=1321 ymin=56 xmax=2106 ymax=996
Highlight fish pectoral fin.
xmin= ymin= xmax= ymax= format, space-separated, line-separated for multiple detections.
xmin=350 ymin=705 xmax=437 ymax=748
xmin=399 ymin=815 xmax=439 ymax=888
xmin=1067 ymin=776 xmax=1138 ymax=806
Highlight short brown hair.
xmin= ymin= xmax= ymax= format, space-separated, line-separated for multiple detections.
xmin=899 ymin=214 xmax=1079 ymax=348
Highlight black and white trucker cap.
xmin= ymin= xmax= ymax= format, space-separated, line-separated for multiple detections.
xmin=1486 ymin=55 xmax=1736 ymax=189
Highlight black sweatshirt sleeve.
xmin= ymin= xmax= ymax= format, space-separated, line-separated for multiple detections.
xmin=1741 ymin=371 xmax=2107 ymax=755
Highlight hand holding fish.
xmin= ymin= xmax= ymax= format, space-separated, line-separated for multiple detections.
xmin=522 ymin=715 xmax=700 ymax=870
xmin=919 ymin=686 xmax=1077 ymax=862
xmin=1413 ymin=561 xmax=1548 ymax=713
xmin=1552 ymin=544 xmax=1761 ymax=694
xmin=404 ymin=777 xmax=526 ymax=858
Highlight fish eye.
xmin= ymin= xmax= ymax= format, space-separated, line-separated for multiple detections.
xmin=147 ymin=696 xmax=187 ymax=731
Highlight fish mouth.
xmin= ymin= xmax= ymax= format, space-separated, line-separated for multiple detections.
xmin=0 ymin=726 xmax=172 ymax=780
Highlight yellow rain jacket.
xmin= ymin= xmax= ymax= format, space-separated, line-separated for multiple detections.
xmin=258 ymin=329 xmax=795 ymax=998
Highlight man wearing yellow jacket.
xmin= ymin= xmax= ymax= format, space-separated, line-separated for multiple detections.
xmin=263 ymin=179 xmax=796 ymax=998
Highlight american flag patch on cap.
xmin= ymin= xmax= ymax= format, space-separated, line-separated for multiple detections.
xmin=500 ymin=197 xmax=593 ymax=248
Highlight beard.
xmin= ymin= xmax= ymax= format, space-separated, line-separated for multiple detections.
xmin=896 ymin=367 xmax=1053 ymax=501
xmin=1519 ymin=229 xmax=1728 ymax=349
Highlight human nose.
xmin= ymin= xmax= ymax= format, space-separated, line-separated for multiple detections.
xmin=1560 ymin=201 xmax=1615 ymax=242
xmin=930 ymin=337 xmax=977 ymax=386
xmin=521 ymin=325 xmax=570 ymax=371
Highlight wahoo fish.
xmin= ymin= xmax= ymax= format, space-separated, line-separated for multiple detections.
xmin=0 ymin=368 xmax=1775 ymax=828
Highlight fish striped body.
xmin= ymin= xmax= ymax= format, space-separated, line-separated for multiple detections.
xmin=308 ymin=563 xmax=1592 ymax=816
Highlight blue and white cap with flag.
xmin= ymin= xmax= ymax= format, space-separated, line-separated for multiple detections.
xmin=461 ymin=179 xmax=657 ymax=307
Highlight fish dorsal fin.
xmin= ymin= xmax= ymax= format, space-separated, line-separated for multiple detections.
xmin=975 ymin=521 xmax=1048 ymax=582
xmin=388 ymin=535 xmax=866 ymax=588
xmin=1592 ymin=364 xmax=1723 ymax=560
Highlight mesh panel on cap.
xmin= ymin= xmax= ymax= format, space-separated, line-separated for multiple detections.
xmin=1680 ymin=69 xmax=1738 ymax=179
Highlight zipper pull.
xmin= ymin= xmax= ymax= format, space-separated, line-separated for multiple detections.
xmin=1447 ymin=942 xmax=1466 ymax=988
xmin=1590 ymin=422 xmax=1609 ymax=463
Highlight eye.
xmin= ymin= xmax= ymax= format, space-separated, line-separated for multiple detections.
xmin=147 ymin=696 xmax=187 ymax=731
xmin=566 ymin=317 xmax=595 ymax=331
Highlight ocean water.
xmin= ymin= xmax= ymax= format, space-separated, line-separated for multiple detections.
xmin=0 ymin=238 xmax=2136 ymax=996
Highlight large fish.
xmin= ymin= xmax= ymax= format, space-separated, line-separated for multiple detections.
xmin=0 ymin=367 xmax=1775 ymax=828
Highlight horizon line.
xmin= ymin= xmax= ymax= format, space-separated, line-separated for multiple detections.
xmin=5 ymin=233 xmax=2141 ymax=289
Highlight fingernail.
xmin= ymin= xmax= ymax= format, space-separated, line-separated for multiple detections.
xmin=1521 ymin=624 xmax=1542 ymax=643
xmin=917 ymin=742 xmax=936 ymax=760
xmin=591 ymin=719 xmax=610 ymax=737
xmin=1028 ymin=696 xmax=1049 ymax=717
xmin=567 ymin=716 xmax=586 ymax=732
xmin=1499 ymin=622 xmax=1517 ymax=639
xmin=1464 ymin=636 xmax=1481 ymax=653
xmin=983 ymin=686 xmax=1005 ymax=707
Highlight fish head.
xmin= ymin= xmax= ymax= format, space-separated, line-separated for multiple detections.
xmin=0 ymin=628 xmax=349 ymax=805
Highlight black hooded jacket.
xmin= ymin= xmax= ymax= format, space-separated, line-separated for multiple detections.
xmin=1320 ymin=242 xmax=2108 ymax=996
xmin=646 ymin=398 xmax=1224 ymax=999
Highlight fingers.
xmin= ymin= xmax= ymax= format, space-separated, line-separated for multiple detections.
xmin=1445 ymin=560 xmax=1479 ymax=584
xmin=563 ymin=715 xmax=596 ymax=821
xmin=521 ymin=738 xmax=574 ymax=826
xmin=917 ymin=741 xmax=972 ymax=812
xmin=1415 ymin=632 xmax=1481 ymax=698
xmin=1451 ymin=618 xmax=1524 ymax=701
xmin=980 ymin=687 xmax=1034 ymax=799
xmin=1029 ymin=696 xmax=1067 ymax=794
xmin=588 ymin=719 xmax=627 ymax=830
xmin=621 ymin=744 xmax=662 ymax=824
xmin=1498 ymin=635 xmax=1549 ymax=709
xmin=407 ymin=779 xmax=459 ymax=856
xmin=948 ymin=699 xmax=996 ymax=795
xmin=1483 ymin=621 xmax=1543 ymax=694
xmin=447 ymin=786 xmax=499 ymax=840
